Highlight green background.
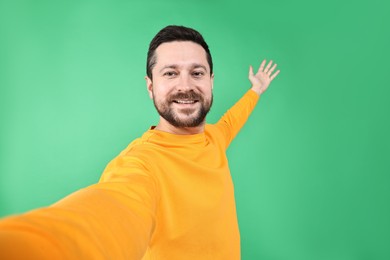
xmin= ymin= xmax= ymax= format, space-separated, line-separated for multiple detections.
xmin=1 ymin=0 xmax=389 ymax=259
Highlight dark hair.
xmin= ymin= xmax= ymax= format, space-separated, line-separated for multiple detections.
xmin=146 ymin=25 xmax=213 ymax=79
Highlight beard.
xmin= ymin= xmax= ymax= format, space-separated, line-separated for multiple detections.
xmin=152 ymin=90 xmax=213 ymax=128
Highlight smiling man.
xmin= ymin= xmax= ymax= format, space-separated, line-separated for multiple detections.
xmin=0 ymin=25 xmax=280 ymax=259
xmin=146 ymin=39 xmax=214 ymax=133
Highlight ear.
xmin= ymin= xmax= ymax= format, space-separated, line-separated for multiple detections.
xmin=211 ymin=73 xmax=214 ymax=90
xmin=145 ymin=76 xmax=153 ymax=99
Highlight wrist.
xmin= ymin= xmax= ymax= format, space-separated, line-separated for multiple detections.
xmin=251 ymin=86 xmax=262 ymax=95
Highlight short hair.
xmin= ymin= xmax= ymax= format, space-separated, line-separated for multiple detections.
xmin=146 ymin=25 xmax=213 ymax=79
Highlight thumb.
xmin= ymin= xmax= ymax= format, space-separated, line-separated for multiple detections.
xmin=248 ymin=65 xmax=254 ymax=78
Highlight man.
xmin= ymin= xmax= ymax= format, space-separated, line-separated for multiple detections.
xmin=0 ymin=25 xmax=279 ymax=259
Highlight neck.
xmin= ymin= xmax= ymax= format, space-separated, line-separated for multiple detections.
xmin=154 ymin=118 xmax=205 ymax=135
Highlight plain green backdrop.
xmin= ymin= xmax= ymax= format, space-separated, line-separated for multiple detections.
xmin=1 ymin=0 xmax=389 ymax=259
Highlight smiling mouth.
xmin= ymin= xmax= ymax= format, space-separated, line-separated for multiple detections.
xmin=173 ymin=100 xmax=199 ymax=104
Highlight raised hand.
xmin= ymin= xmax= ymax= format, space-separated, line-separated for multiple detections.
xmin=249 ymin=59 xmax=280 ymax=95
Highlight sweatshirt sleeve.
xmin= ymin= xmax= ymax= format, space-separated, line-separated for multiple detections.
xmin=215 ymin=89 xmax=260 ymax=149
xmin=0 ymin=155 xmax=158 ymax=260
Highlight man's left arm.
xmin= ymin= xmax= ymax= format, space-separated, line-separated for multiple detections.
xmin=215 ymin=59 xmax=280 ymax=148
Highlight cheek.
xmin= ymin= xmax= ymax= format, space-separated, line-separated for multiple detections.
xmin=152 ymin=85 xmax=171 ymax=102
xmin=201 ymin=83 xmax=213 ymax=96
xmin=151 ymin=82 xmax=164 ymax=96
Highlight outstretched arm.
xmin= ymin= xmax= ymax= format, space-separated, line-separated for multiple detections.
xmin=215 ymin=59 xmax=280 ymax=148
xmin=249 ymin=59 xmax=280 ymax=95
xmin=0 ymin=158 xmax=157 ymax=260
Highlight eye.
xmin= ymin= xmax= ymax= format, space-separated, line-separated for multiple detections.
xmin=192 ymin=71 xmax=205 ymax=78
xmin=163 ymin=71 xmax=177 ymax=77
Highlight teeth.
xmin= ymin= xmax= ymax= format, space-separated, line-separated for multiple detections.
xmin=175 ymin=100 xmax=195 ymax=104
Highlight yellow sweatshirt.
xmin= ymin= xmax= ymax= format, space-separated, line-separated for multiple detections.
xmin=0 ymin=89 xmax=259 ymax=260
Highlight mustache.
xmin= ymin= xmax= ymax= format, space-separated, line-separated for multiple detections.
xmin=168 ymin=91 xmax=203 ymax=102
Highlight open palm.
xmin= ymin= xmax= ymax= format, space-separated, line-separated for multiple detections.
xmin=249 ymin=59 xmax=280 ymax=95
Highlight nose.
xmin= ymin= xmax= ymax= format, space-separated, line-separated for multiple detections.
xmin=177 ymin=73 xmax=193 ymax=92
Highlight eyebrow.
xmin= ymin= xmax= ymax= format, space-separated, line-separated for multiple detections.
xmin=159 ymin=63 xmax=208 ymax=73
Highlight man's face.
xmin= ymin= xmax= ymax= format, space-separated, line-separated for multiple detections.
xmin=146 ymin=41 xmax=214 ymax=128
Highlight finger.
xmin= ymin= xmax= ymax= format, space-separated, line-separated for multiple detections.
xmin=249 ymin=65 xmax=254 ymax=77
xmin=258 ymin=59 xmax=266 ymax=73
xmin=267 ymin=64 xmax=277 ymax=75
xmin=264 ymin=60 xmax=273 ymax=73
xmin=270 ymin=70 xmax=280 ymax=81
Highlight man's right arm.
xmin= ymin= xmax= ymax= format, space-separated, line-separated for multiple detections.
xmin=0 ymin=156 xmax=157 ymax=260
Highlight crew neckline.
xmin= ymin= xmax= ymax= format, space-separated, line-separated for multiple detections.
xmin=144 ymin=127 xmax=207 ymax=145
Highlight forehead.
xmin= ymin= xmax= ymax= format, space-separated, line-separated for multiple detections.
xmin=154 ymin=41 xmax=209 ymax=71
